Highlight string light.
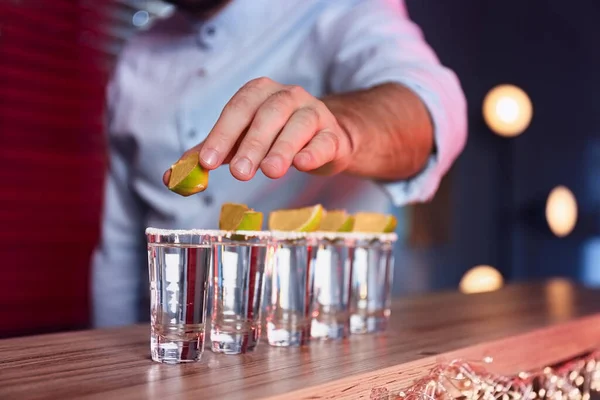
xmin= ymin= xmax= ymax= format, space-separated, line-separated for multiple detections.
xmin=389 ymin=351 xmax=600 ymax=400
xmin=545 ymin=186 xmax=578 ymax=238
xmin=483 ymin=84 xmax=533 ymax=137
xmin=459 ymin=265 xmax=504 ymax=294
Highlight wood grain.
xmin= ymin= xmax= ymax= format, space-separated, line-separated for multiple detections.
xmin=1 ymin=280 xmax=599 ymax=400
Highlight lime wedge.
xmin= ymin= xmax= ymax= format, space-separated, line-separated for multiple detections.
xmin=235 ymin=211 xmax=263 ymax=231
xmin=220 ymin=203 xmax=250 ymax=229
xmin=268 ymin=205 xmax=324 ymax=232
xmin=219 ymin=203 xmax=263 ymax=231
xmin=167 ymin=152 xmax=209 ymax=196
xmin=319 ymin=210 xmax=354 ymax=232
xmin=352 ymin=212 xmax=397 ymax=233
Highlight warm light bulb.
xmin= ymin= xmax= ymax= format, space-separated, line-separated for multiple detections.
xmin=546 ymin=186 xmax=578 ymax=237
xmin=483 ymin=84 xmax=533 ymax=137
xmin=459 ymin=265 xmax=504 ymax=294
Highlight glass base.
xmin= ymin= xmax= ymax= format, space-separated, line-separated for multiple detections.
xmin=350 ymin=312 xmax=389 ymax=334
xmin=311 ymin=316 xmax=349 ymax=340
xmin=210 ymin=324 xmax=259 ymax=354
xmin=151 ymin=332 xmax=204 ymax=364
xmin=267 ymin=321 xmax=310 ymax=347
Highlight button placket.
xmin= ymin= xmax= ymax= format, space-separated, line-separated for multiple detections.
xmin=196 ymin=22 xmax=222 ymax=50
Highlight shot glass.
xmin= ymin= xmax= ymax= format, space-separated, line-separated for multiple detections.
xmin=209 ymin=231 xmax=272 ymax=354
xmin=349 ymin=233 xmax=397 ymax=334
xmin=265 ymin=232 xmax=316 ymax=347
xmin=146 ymin=228 xmax=215 ymax=364
xmin=309 ymin=233 xmax=356 ymax=340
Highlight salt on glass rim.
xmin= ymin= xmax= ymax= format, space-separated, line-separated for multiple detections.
xmin=145 ymin=228 xmax=396 ymax=243
xmin=268 ymin=230 xmax=312 ymax=241
xmin=268 ymin=230 xmax=397 ymax=243
xmin=145 ymin=228 xmax=271 ymax=240
xmin=145 ymin=227 xmax=226 ymax=237
xmin=220 ymin=230 xmax=272 ymax=240
xmin=305 ymin=231 xmax=398 ymax=243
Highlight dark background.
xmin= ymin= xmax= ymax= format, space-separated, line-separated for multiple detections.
xmin=0 ymin=0 xmax=598 ymax=337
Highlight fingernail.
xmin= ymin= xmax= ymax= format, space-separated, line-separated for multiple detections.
xmin=262 ymin=155 xmax=283 ymax=171
xmin=200 ymin=148 xmax=219 ymax=167
xmin=163 ymin=169 xmax=172 ymax=186
xmin=294 ymin=152 xmax=311 ymax=165
xmin=233 ymin=157 xmax=253 ymax=176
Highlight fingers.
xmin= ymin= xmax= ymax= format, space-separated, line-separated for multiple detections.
xmin=232 ymin=85 xmax=312 ymax=180
xmin=260 ymin=106 xmax=320 ymax=179
xmin=293 ymin=129 xmax=343 ymax=172
xmin=164 ymin=78 xmax=351 ymax=186
xmin=199 ymin=77 xmax=280 ymax=170
xmin=162 ymin=169 xmax=171 ymax=186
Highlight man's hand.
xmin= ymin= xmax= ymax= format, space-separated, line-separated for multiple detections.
xmin=169 ymin=77 xmax=355 ymax=182
xmin=164 ymin=79 xmax=436 ymax=187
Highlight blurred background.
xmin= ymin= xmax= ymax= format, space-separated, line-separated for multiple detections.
xmin=0 ymin=0 xmax=598 ymax=338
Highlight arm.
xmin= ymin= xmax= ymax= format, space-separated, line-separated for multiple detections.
xmin=321 ymin=0 xmax=467 ymax=203
xmin=91 ymin=61 xmax=147 ymax=328
xmin=322 ymin=83 xmax=433 ymax=181
xmin=165 ymin=0 xmax=466 ymax=205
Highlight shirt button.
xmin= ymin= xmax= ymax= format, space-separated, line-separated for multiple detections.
xmin=203 ymin=195 xmax=214 ymax=206
xmin=197 ymin=68 xmax=206 ymax=77
xmin=205 ymin=26 xmax=216 ymax=36
xmin=188 ymin=129 xmax=197 ymax=138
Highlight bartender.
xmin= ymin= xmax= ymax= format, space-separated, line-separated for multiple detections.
xmin=91 ymin=0 xmax=467 ymax=327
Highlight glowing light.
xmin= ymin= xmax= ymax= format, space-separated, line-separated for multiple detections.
xmin=459 ymin=265 xmax=504 ymax=294
xmin=546 ymin=186 xmax=578 ymax=237
xmin=483 ymin=84 xmax=533 ymax=137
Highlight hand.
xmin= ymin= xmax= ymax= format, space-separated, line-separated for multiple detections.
xmin=170 ymin=77 xmax=354 ymax=182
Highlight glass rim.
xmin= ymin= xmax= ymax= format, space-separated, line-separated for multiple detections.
xmin=146 ymin=227 xmax=225 ymax=237
xmin=269 ymin=230 xmax=397 ymax=245
xmin=211 ymin=230 xmax=272 ymax=244
xmin=307 ymin=231 xmax=398 ymax=244
xmin=146 ymin=227 xmax=396 ymax=244
xmin=145 ymin=227 xmax=272 ymax=241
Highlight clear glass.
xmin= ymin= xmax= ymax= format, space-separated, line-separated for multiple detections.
xmin=210 ymin=233 xmax=270 ymax=354
xmin=266 ymin=235 xmax=315 ymax=347
xmin=146 ymin=229 xmax=213 ymax=364
xmin=310 ymin=238 xmax=354 ymax=340
xmin=350 ymin=239 xmax=395 ymax=334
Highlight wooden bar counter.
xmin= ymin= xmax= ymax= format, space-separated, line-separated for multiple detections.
xmin=2 ymin=280 xmax=600 ymax=399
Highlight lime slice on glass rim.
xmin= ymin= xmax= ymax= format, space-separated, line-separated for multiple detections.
xmin=352 ymin=212 xmax=397 ymax=233
xmin=167 ymin=152 xmax=209 ymax=196
xmin=219 ymin=203 xmax=263 ymax=231
xmin=268 ymin=205 xmax=324 ymax=232
xmin=319 ymin=209 xmax=354 ymax=232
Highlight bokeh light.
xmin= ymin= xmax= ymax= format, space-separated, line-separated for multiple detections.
xmin=483 ymin=84 xmax=533 ymax=137
xmin=546 ymin=186 xmax=578 ymax=237
xmin=459 ymin=265 xmax=504 ymax=294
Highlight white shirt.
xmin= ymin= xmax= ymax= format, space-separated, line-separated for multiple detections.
xmin=91 ymin=0 xmax=467 ymax=327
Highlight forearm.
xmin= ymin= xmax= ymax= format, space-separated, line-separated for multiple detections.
xmin=323 ymin=83 xmax=434 ymax=181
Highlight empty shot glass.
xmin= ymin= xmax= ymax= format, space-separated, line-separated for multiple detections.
xmin=309 ymin=233 xmax=356 ymax=340
xmin=266 ymin=232 xmax=316 ymax=347
xmin=146 ymin=228 xmax=214 ymax=363
xmin=349 ymin=233 xmax=397 ymax=334
xmin=209 ymin=230 xmax=272 ymax=354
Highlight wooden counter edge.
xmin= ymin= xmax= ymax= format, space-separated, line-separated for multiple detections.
xmin=265 ymin=314 xmax=600 ymax=400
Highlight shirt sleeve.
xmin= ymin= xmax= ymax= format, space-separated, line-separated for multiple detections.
xmin=319 ymin=0 xmax=468 ymax=206
xmin=90 ymin=54 xmax=148 ymax=328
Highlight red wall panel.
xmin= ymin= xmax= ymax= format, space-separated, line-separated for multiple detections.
xmin=0 ymin=0 xmax=137 ymax=337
